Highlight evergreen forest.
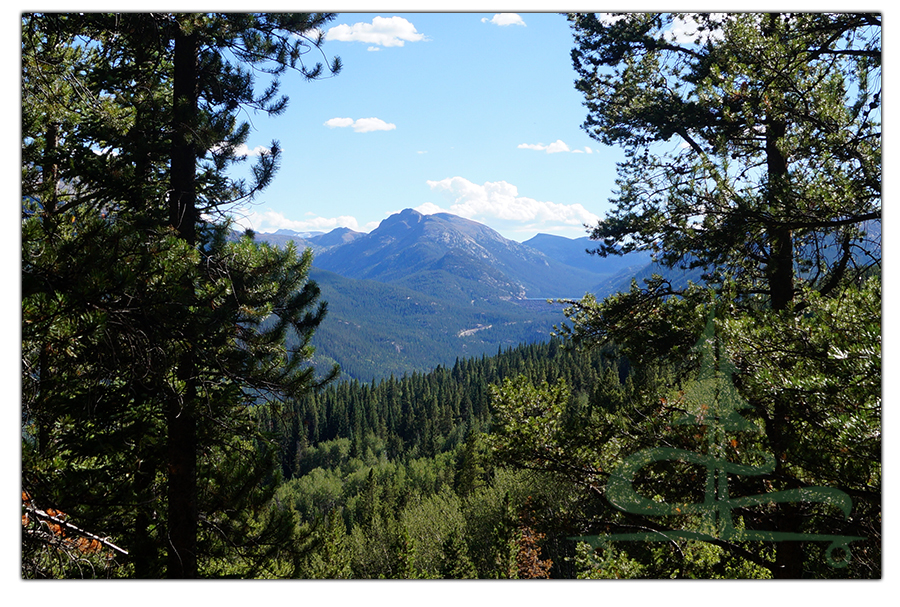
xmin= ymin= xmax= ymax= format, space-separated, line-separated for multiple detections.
xmin=21 ymin=12 xmax=881 ymax=581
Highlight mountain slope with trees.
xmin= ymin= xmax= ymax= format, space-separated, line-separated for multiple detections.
xmin=306 ymin=267 xmax=564 ymax=382
xmin=313 ymin=208 xmax=609 ymax=299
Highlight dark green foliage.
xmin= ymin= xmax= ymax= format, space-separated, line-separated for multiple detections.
xmin=542 ymin=12 xmax=882 ymax=578
xmin=260 ymin=338 xmax=642 ymax=579
xmin=265 ymin=338 xmax=616 ymax=480
xmin=567 ymin=11 xmax=880 ymax=313
xmin=22 ymin=12 xmax=340 ymax=578
xmin=490 ymin=290 xmax=880 ymax=578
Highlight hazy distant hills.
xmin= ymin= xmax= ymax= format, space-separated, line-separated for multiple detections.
xmin=249 ymin=209 xmax=650 ymax=381
xmin=523 ymin=233 xmax=648 ymax=276
xmin=249 ymin=227 xmax=365 ymax=253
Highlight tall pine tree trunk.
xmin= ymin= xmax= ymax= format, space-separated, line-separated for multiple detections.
xmin=766 ymin=115 xmax=794 ymax=313
xmin=166 ymin=22 xmax=199 ymax=579
xmin=170 ymin=23 xmax=198 ymax=245
xmin=764 ymin=84 xmax=804 ymax=578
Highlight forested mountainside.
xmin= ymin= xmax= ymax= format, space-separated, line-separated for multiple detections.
xmin=258 ymin=317 xmax=881 ymax=579
xmin=258 ymin=338 xmax=634 ymax=579
xmin=264 ymin=338 xmax=620 ymax=478
xmin=306 ymin=267 xmax=563 ymax=382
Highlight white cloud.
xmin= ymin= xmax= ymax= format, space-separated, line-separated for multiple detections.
xmin=231 ymin=208 xmax=362 ymax=234
xmin=353 ymin=117 xmax=397 ymax=133
xmin=425 ymin=176 xmax=599 ymax=234
xmin=210 ymin=142 xmax=272 ymax=157
xmin=233 ymin=143 xmax=272 ymax=157
xmin=326 ymin=16 xmax=426 ymax=47
xmin=325 ymin=117 xmax=396 ymax=133
xmin=518 ymin=139 xmax=592 ymax=154
xmin=324 ymin=117 xmax=354 ymax=129
xmin=482 ymin=13 xmax=526 ymax=27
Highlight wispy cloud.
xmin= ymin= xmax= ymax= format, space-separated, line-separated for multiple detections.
xmin=325 ymin=117 xmax=397 ymax=133
xmin=481 ymin=13 xmax=526 ymax=27
xmin=424 ymin=176 xmax=599 ymax=236
xmin=518 ymin=140 xmax=593 ymax=154
xmin=326 ymin=16 xmax=426 ymax=48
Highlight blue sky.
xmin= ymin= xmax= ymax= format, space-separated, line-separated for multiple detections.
xmin=227 ymin=12 xmax=623 ymax=242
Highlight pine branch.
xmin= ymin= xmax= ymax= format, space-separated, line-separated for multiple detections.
xmin=23 ymin=503 xmax=129 ymax=556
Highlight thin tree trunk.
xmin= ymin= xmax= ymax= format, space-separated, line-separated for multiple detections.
xmin=170 ymin=24 xmax=198 ymax=246
xmin=763 ymin=77 xmax=804 ymax=577
xmin=166 ymin=22 xmax=199 ymax=579
xmin=765 ymin=115 xmax=793 ymax=313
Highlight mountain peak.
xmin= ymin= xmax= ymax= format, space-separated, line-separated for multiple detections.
xmin=310 ymin=227 xmax=363 ymax=248
xmin=379 ymin=208 xmax=424 ymax=229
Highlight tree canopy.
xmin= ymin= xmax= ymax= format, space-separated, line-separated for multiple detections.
xmin=567 ymin=12 xmax=880 ymax=313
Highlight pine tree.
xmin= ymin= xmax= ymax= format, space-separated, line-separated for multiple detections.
xmin=439 ymin=528 xmax=478 ymax=579
xmin=22 ymin=12 xmax=341 ymax=578
xmin=556 ymin=12 xmax=880 ymax=578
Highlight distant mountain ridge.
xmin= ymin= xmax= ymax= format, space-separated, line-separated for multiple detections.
xmin=245 ymin=210 xmax=882 ymax=381
xmin=250 ymin=227 xmax=365 ymax=253
xmin=523 ymin=232 xmax=652 ymax=278
xmin=311 ymin=208 xmax=644 ymax=301
xmin=246 ymin=209 xmax=653 ymax=380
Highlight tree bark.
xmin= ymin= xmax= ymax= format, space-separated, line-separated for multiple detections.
xmin=763 ymin=58 xmax=805 ymax=576
xmin=170 ymin=23 xmax=198 ymax=246
xmin=765 ymin=116 xmax=794 ymax=313
xmin=166 ymin=21 xmax=199 ymax=579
